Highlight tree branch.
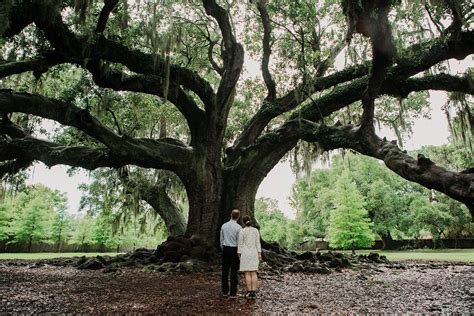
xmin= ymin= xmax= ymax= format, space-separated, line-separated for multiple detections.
xmin=202 ymin=0 xmax=236 ymax=58
xmin=119 ymin=169 xmax=187 ymax=236
xmin=0 ymin=137 xmax=124 ymax=170
xmin=0 ymin=90 xmax=195 ymax=174
xmin=12 ymin=0 xmax=216 ymax=112
xmin=0 ymin=115 xmax=28 ymax=138
xmin=358 ymin=2 xmax=395 ymax=132
xmin=0 ymin=90 xmax=122 ymax=148
xmin=234 ymin=71 xmax=474 ymax=194
xmin=95 ymin=0 xmax=119 ymax=34
xmin=229 ymin=64 xmax=369 ymax=155
xmin=299 ymin=120 xmax=474 ymax=212
xmin=207 ymin=40 xmax=224 ymax=75
xmin=424 ymin=3 xmax=444 ymax=34
xmin=232 ymin=29 xmax=474 ymax=155
xmin=201 ymin=0 xmax=244 ymax=142
xmin=86 ymin=61 xmax=205 ymax=137
xmin=294 ymin=73 xmax=473 ymax=123
xmin=0 ymin=52 xmax=65 ymax=79
xmin=257 ymin=0 xmax=277 ymax=101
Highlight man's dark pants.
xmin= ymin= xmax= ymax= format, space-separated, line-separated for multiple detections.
xmin=222 ymin=246 xmax=239 ymax=295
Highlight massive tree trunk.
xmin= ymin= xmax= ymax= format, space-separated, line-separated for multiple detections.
xmin=182 ymin=159 xmax=224 ymax=244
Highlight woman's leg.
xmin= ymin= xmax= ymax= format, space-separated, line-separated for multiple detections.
xmin=251 ymin=271 xmax=258 ymax=291
xmin=245 ymin=272 xmax=252 ymax=291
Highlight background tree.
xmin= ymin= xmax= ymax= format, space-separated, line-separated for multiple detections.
xmin=50 ymin=191 xmax=70 ymax=251
xmin=11 ymin=186 xmax=56 ymax=251
xmin=327 ymin=169 xmax=375 ymax=253
xmin=0 ymin=0 xmax=472 ymax=247
xmin=70 ymin=215 xmax=96 ymax=251
xmin=290 ymin=169 xmax=334 ymax=246
xmin=0 ymin=196 xmax=14 ymax=248
xmin=254 ymin=197 xmax=289 ymax=247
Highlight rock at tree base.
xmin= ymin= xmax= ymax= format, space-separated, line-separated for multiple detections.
xmin=73 ymin=235 xmax=218 ymax=273
xmin=77 ymin=257 xmax=106 ymax=270
xmin=72 ymin=236 xmax=389 ymax=275
xmin=103 ymin=263 xmax=120 ymax=274
xmin=74 ymin=256 xmax=88 ymax=267
xmin=296 ymin=252 xmax=314 ymax=261
xmin=154 ymin=235 xmax=217 ymax=263
xmin=144 ymin=259 xmax=207 ymax=274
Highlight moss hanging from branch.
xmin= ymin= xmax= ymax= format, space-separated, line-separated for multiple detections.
xmin=444 ymin=91 xmax=473 ymax=156
xmin=341 ymin=0 xmax=401 ymax=43
xmin=74 ymin=0 xmax=94 ymax=26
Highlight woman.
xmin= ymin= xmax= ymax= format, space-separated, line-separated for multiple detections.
xmin=237 ymin=215 xmax=262 ymax=299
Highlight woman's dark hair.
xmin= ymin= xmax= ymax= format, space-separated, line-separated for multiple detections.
xmin=242 ymin=215 xmax=252 ymax=227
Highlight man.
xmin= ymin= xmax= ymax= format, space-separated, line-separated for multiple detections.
xmin=220 ymin=209 xmax=242 ymax=298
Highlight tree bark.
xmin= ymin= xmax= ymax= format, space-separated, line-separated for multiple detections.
xmin=141 ymin=185 xmax=187 ymax=237
xmin=381 ymin=232 xmax=394 ymax=250
xmin=182 ymin=161 xmax=224 ymax=245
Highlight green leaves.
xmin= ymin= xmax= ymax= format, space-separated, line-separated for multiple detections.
xmin=290 ymin=149 xmax=472 ymax=248
xmin=7 ymin=185 xmax=64 ymax=248
xmin=327 ymin=169 xmax=375 ymax=250
xmin=255 ymin=197 xmax=289 ymax=246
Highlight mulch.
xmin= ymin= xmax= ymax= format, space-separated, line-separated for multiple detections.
xmin=0 ymin=261 xmax=473 ymax=314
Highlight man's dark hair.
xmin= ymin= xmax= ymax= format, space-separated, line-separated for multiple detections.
xmin=231 ymin=209 xmax=240 ymax=220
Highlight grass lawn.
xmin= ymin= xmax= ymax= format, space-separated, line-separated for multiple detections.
xmin=1 ymin=249 xmax=474 ymax=262
xmin=341 ymin=249 xmax=474 ymax=263
xmin=0 ymin=252 xmax=121 ymax=260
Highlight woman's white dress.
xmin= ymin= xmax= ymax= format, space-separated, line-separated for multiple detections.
xmin=237 ymin=226 xmax=262 ymax=271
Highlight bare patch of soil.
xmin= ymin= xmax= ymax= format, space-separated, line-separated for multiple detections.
xmin=0 ymin=261 xmax=472 ymax=314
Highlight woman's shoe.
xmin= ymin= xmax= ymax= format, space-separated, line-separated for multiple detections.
xmin=245 ymin=291 xmax=252 ymax=299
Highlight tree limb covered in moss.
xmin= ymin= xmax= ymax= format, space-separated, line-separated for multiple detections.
xmin=95 ymin=0 xmax=119 ymax=34
xmin=0 ymin=90 xmax=122 ymax=148
xmin=297 ymin=120 xmax=474 ymax=213
xmin=358 ymin=1 xmax=395 ymax=131
xmin=257 ymin=0 xmax=277 ymax=101
xmin=119 ymin=169 xmax=187 ymax=236
xmin=85 ymin=61 xmax=205 ymax=138
xmin=0 ymin=91 xmax=195 ymax=174
xmin=2 ymin=0 xmax=216 ymax=113
xmin=237 ymin=71 xmax=474 ymax=208
xmin=0 ymin=137 xmax=124 ymax=170
xmin=0 ymin=52 xmax=65 ymax=78
xmin=230 ymin=64 xmax=370 ymax=156
xmin=232 ymin=30 xmax=474 ymax=155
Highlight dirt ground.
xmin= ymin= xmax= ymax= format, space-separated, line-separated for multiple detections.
xmin=0 ymin=260 xmax=473 ymax=314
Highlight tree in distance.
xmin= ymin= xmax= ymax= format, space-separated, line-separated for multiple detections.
xmin=328 ymin=169 xmax=375 ymax=254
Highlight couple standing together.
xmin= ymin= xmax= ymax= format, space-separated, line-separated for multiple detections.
xmin=220 ymin=209 xmax=262 ymax=299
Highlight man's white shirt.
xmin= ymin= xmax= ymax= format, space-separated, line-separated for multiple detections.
xmin=220 ymin=219 xmax=242 ymax=249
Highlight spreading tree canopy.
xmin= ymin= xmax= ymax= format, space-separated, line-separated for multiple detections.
xmin=0 ymin=0 xmax=473 ymax=245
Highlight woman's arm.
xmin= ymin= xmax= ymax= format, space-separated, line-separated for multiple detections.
xmin=237 ymin=229 xmax=243 ymax=255
xmin=255 ymin=229 xmax=262 ymax=260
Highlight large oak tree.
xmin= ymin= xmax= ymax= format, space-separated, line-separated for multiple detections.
xmin=0 ymin=0 xmax=473 ymax=245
